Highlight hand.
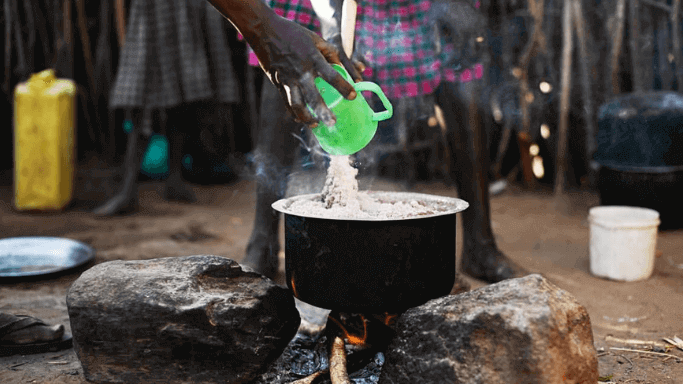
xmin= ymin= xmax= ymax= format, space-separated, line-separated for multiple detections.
xmin=251 ymin=14 xmax=357 ymax=128
xmin=326 ymin=33 xmax=367 ymax=82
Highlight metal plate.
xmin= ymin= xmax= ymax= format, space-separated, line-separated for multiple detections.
xmin=0 ymin=237 xmax=95 ymax=277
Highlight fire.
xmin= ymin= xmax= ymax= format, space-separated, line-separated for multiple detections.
xmin=290 ymin=274 xmax=299 ymax=298
xmin=382 ymin=312 xmax=398 ymax=326
xmin=329 ymin=315 xmax=368 ymax=346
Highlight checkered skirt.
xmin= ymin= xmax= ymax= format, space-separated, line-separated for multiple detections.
xmin=110 ymin=0 xmax=239 ymax=109
xmin=251 ymin=0 xmax=484 ymax=100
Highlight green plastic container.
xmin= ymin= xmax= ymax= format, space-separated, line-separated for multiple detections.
xmin=313 ymin=65 xmax=393 ymax=156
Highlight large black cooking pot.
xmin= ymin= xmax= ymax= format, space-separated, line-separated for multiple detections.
xmin=272 ymin=192 xmax=468 ymax=313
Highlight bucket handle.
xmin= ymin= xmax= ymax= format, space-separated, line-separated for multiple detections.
xmin=354 ymin=81 xmax=393 ymax=122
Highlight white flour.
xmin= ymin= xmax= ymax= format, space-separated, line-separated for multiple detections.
xmin=286 ymin=155 xmax=451 ymax=220
xmin=321 ymin=156 xmax=359 ymax=209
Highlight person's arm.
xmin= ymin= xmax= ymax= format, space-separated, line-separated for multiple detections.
xmin=207 ymin=0 xmax=356 ymax=127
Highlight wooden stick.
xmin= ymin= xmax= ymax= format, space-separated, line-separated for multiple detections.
xmin=571 ymin=0 xmax=595 ymax=172
xmin=9 ymin=0 xmax=27 ymax=77
xmin=115 ymin=0 xmax=127 ymax=48
xmin=21 ymin=0 xmax=36 ymax=73
xmin=554 ymin=0 xmax=573 ymax=198
xmin=610 ymin=347 xmax=682 ymax=361
xmin=290 ymin=369 xmax=328 ymax=384
xmin=62 ymin=0 xmax=74 ymax=79
xmin=76 ymin=0 xmax=96 ymax=94
xmin=611 ymin=0 xmax=626 ymax=94
xmin=629 ymin=0 xmax=650 ymax=91
xmin=672 ymin=0 xmax=683 ymax=89
xmin=341 ymin=0 xmax=358 ymax=58
xmin=329 ymin=336 xmax=351 ymax=384
xmin=605 ymin=335 xmax=669 ymax=349
xmin=3 ymin=0 xmax=11 ymax=95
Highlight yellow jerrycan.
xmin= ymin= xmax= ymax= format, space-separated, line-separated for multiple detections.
xmin=14 ymin=69 xmax=76 ymax=210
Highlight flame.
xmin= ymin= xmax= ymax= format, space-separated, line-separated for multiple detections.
xmin=290 ymin=274 xmax=299 ymax=298
xmin=382 ymin=312 xmax=398 ymax=326
xmin=329 ymin=315 xmax=368 ymax=346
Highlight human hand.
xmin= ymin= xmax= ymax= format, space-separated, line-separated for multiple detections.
xmin=250 ymin=14 xmax=358 ymax=128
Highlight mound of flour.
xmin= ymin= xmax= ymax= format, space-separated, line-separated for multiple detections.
xmin=288 ymin=155 xmax=445 ymax=220
xmin=287 ymin=192 xmax=443 ymax=220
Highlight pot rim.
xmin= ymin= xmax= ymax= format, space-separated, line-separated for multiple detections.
xmin=272 ymin=191 xmax=469 ymax=222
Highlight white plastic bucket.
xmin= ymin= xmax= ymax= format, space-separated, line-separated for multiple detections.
xmin=588 ymin=206 xmax=660 ymax=281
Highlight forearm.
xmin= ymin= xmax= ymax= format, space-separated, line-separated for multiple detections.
xmin=206 ymin=0 xmax=275 ymax=46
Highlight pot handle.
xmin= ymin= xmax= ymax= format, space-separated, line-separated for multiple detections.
xmin=354 ymin=81 xmax=393 ymax=122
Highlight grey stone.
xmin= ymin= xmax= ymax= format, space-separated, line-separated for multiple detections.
xmin=379 ymin=274 xmax=598 ymax=384
xmin=66 ymin=255 xmax=300 ymax=384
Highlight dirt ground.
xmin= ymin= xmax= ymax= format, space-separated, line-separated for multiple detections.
xmin=1 ymin=174 xmax=682 ymax=383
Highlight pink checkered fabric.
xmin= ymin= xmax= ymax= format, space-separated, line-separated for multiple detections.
xmin=247 ymin=0 xmax=483 ymax=99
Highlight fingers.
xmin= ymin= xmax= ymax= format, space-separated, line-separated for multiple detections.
xmin=339 ymin=51 xmax=363 ymax=83
xmin=352 ymin=53 xmax=369 ymax=75
xmin=328 ymin=34 xmax=363 ymax=82
xmin=287 ymin=83 xmax=319 ymax=128
xmin=299 ymin=72 xmax=337 ymax=128
xmin=315 ymin=56 xmax=357 ymax=101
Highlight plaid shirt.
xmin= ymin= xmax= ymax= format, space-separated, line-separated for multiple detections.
xmin=250 ymin=0 xmax=484 ymax=100
xmin=110 ymin=0 xmax=239 ymax=110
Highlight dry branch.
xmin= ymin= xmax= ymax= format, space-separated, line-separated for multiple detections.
xmin=554 ymin=0 xmax=573 ymax=198
xmin=115 ymin=0 xmax=127 ymax=47
xmin=3 ymin=0 xmax=11 ymax=95
xmin=663 ymin=336 xmax=683 ymax=351
xmin=76 ymin=0 xmax=96 ymax=95
xmin=605 ymin=335 xmax=669 ymax=349
xmin=672 ymin=0 xmax=683 ymax=88
xmin=290 ymin=370 xmax=328 ymax=384
xmin=610 ymin=347 xmax=683 ymax=361
xmin=572 ymin=0 xmax=596 ymax=172
xmin=611 ymin=0 xmax=627 ymax=94
xmin=330 ymin=336 xmax=351 ymax=384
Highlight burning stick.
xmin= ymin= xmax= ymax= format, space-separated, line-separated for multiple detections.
xmin=330 ymin=336 xmax=351 ymax=384
xmin=290 ymin=369 xmax=328 ymax=384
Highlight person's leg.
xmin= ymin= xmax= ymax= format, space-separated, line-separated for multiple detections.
xmin=93 ymin=110 xmax=150 ymax=216
xmin=164 ymin=106 xmax=197 ymax=203
xmin=435 ymin=81 xmax=525 ymax=283
xmin=242 ymin=80 xmax=300 ymax=279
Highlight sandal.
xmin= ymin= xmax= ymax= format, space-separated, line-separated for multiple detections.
xmin=0 ymin=313 xmax=72 ymax=356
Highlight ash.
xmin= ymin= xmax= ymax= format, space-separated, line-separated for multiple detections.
xmin=254 ymin=332 xmax=385 ymax=384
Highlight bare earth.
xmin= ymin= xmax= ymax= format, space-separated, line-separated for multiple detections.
xmin=1 ymin=177 xmax=681 ymax=383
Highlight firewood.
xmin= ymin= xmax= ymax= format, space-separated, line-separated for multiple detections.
xmin=330 ymin=336 xmax=351 ymax=384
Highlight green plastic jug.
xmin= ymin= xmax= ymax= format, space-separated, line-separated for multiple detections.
xmin=312 ymin=64 xmax=393 ymax=156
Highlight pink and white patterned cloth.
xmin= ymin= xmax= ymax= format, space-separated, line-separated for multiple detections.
xmin=247 ymin=0 xmax=484 ymax=100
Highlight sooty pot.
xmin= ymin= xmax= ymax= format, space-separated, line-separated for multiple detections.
xmin=272 ymin=192 xmax=468 ymax=313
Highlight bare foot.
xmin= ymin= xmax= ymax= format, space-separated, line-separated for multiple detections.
xmin=461 ymin=245 xmax=528 ymax=283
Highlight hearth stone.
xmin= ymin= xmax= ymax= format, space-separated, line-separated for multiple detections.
xmin=66 ymin=255 xmax=300 ymax=384
xmin=379 ymin=274 xmax=598 ymax=384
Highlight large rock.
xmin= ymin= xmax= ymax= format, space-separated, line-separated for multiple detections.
xmin=379 ymin=274 xmax=598 ymax=384
xmin=66 ymin=255 xmax=300 ymax=384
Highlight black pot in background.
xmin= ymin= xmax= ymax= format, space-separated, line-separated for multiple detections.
xmin=273 ymin=192 xmax=468 ymax=313
xmin=595 ymin=92 xmax=683 ymax=230
xmin=598 ymin=166 xmax=683 ymax=230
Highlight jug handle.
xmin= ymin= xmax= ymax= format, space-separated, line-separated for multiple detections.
xmin=354 ymin=82 xmax=394 ymax=122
